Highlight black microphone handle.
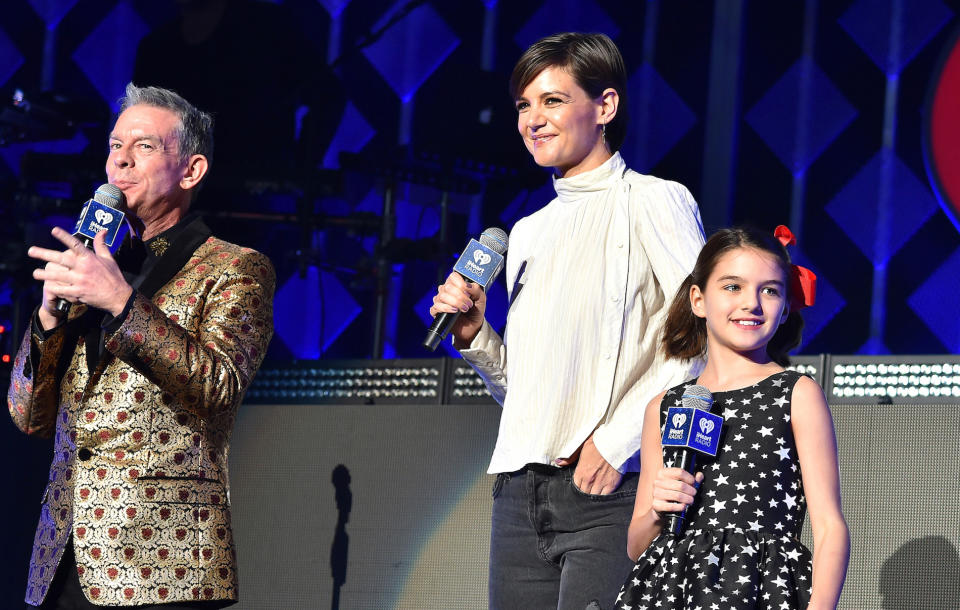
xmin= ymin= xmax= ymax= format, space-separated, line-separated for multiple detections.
xmin=664 ymin=448 xmax=696 ymax=536
xmin=423 ymin=309 xmax=460 ymax=351
xmin=423 ymin=275 xmax=475 ymax=351
xmin=53 ymin=235 xmax=93 ymax=315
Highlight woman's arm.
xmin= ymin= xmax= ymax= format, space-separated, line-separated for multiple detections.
xmin=792 ymin=375 xmax=850 ymax=609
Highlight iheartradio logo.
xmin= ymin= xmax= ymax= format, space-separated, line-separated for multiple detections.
xmin=671 ymin=413 xmax=687 ymax=429
xmin=473 ymin=250 xmax=491 ymax=266
xmin=94 ymin=209 xmax=115 ymax=225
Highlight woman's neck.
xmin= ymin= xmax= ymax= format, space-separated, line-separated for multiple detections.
xmin=554 ymin=143 xmax=613 ymax=179
xmin=697 ymin=345 xmax=783 ymax=392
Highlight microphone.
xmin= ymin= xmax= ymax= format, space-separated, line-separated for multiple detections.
xmin=660 ymin=384 xmax=722 ymax=535
xmin=54 ymin=183 xmax=127 ymax=314
xmin=423 ymin=227 xmax=508 ymax=351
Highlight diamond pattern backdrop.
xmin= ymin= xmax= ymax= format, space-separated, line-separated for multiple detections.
xmin=1 ymin=0 xmax=959 ymax=362
xmin=745 ymin=58 xmax=858 ymax=176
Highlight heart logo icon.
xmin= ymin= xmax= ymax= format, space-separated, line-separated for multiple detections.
xmin=699 ymin=419 xmax=715 ymax=435
xmin=671 ymin=413 xmax=687 ymax=429
xmin=474 ymin=250 xmax=491 ymax=266
xmin=95 ymin=209 xmax=114 ymax=225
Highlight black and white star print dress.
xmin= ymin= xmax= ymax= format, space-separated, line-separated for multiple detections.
xmin=616 ymin=370 xmax=813 ymax=610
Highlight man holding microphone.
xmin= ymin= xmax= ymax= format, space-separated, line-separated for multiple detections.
xmin=7 ymin=84 xmax=274 ymax=608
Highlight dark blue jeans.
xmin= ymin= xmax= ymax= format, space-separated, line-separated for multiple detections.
xmin=488 ymin=463 xmax=637 ymax=610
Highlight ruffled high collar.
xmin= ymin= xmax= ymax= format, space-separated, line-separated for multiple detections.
xmin=552 ymin=152 xmax=626 ymax=203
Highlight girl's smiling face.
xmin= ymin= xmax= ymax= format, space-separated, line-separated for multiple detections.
xmin=691 ymin=247 xmax=790 ymax=362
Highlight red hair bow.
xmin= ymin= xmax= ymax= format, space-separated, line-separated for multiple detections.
xmin=774 ymin=225 xmax=816 ymax=310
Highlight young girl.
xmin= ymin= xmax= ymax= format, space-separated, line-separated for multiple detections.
xmin=616 ymin=226 xmax=849 ymax=609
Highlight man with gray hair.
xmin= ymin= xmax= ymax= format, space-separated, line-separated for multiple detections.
xmin=8 ymin=83 xmax=275 ymax=608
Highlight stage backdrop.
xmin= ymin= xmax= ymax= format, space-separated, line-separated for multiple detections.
xmin=803 ymin=401 xmax=960 ymax=609
xmin=228 ymin=402 xmax=501 ymax=609
xmin=227 ymin=399 xmax=960 ymax=609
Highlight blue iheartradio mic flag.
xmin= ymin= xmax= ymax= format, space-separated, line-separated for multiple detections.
xmin=661 ymin=385 xmax=723 ymax=535
xmin=661 ymin=405 xmax=723 ymax=457
xmin=73 ymin=183 xmax=126 ymax=246
xmin=452 ymin=238 xmax=505 ymax=288
xmin=423 ymin=227 xmax=508 ymax=351
xmin=73 ymin=198 xmax=125 ymax=247
xmin=55 ymin=184 xmax=127 ymax=315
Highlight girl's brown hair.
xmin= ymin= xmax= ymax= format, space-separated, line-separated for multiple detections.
xmin=661 ymin=227 xmax=805 ymax=367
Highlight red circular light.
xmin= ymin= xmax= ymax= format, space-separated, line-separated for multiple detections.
xmin=925 ymin=27 xmax=960 ymax=231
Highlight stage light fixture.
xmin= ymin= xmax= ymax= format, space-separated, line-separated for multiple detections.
xmin=829 ymin=357 xmax=960 ymax=402
xmin=246 ymin=360 xmax=444 ymax=404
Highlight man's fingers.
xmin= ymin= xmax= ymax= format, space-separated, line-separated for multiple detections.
xmin=33 ymin=269 xmax=75 ymax=298
xmin=50 ymin=226 xmax=86 ymax=252
xmin=93 ymin=230 xmax=110 ymax=256
xmin=27 ymin=245 xmax=65 ymax=265
xmin=43 ymin=260 xmax=68 ymax=273
xmin=29 ymin=228 xmax=91 ymax=268
xmin=34 ymin=266 xmax=65 ymax=282
xmin=33 ymin=269 xmax=74 ymax=294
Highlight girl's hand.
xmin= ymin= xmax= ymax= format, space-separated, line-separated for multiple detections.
xmin=651 ymin=467 xmax=704 ymax=516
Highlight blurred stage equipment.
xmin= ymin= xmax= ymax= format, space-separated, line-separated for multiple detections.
xmin=339 ymin=148 xmax=517 ymax=358
xmin=0 ymin=89 xmax=106 ymax=145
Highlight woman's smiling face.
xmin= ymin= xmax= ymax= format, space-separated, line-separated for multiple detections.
xmin=515 ymin=66 xmax=611 ymax=178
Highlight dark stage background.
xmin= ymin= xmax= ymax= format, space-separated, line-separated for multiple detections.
xmin=2 ymin=0 xmax=960 ymax=607
xmin=2 ymin=0 xmax=960 ymax=360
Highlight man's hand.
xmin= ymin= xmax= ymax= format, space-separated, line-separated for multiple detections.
xmin=29 ymin=228 xmax=132 ymax=329
xmin=558 ymin=435 xmax=623 ymax=495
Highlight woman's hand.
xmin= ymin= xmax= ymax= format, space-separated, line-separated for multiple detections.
xmin=429 ymin=272 xmax=487 ymax=348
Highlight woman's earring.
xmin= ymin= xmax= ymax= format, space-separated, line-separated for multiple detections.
xmin=601 ymin=122 xmax=607 ymax=145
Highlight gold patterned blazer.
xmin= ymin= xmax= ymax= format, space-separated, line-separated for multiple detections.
xmin=6 ymin=217 xmax=274 ymax=606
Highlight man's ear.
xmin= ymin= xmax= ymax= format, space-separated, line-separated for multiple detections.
xmin=180 ymin=154 xmax=209 ymax=192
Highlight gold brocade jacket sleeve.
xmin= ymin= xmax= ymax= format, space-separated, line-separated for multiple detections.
xmin=7 ymin=318 xmax=68 ymax=438
xmin=104 ymin=248 xmax=275 ymax=418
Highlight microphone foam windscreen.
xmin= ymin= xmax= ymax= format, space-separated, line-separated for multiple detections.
xmin=480 ymin=227 xmax=508 ymax=255
xmin=681 ymin=384 xmax=714 ymax=410
xmin=94 ymin=183 xmax=125 ymax=209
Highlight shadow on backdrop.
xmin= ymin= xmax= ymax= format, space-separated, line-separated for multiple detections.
xmin=879 ymin=535 xmax=960 ymax=609
xmin=330 ymin=464 xmax=351 ymax=610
